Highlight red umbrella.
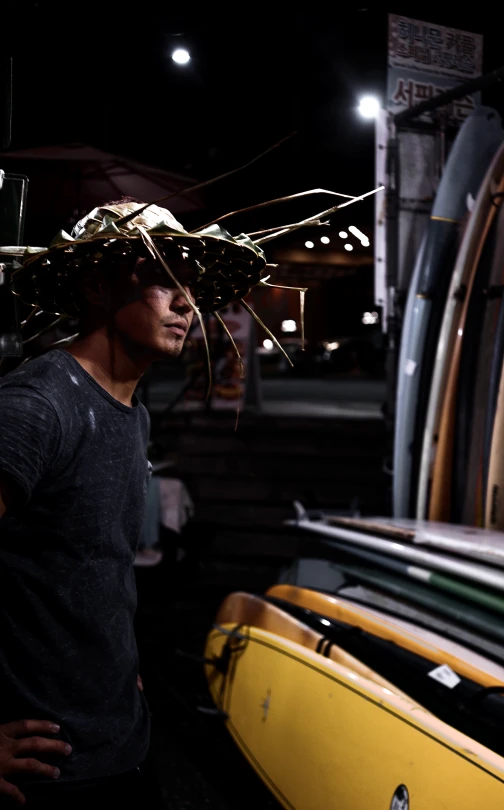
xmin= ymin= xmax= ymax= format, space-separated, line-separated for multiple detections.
xmin=0 ymin=142 xmax=205 ymax=225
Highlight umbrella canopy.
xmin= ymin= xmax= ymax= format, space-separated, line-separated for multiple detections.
xmin=0 ymin=142 xmax=204 ymax=224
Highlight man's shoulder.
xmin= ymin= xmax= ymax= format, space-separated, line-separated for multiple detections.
xmin=0 ymin=350 xmax=74 ymax=404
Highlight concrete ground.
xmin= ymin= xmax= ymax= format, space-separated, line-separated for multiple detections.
xmin=143 ymin=377 xmax=387 ymax=420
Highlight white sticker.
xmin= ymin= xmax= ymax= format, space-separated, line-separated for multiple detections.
xmin=404 ymin=359 xmax=417 ymax=376
xmin=427 ymin=664 xmax=461 ymax=689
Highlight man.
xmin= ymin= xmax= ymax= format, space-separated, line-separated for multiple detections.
xmin=0 ymin=199 xmax=198 ymax=806
xmin=0 ymin=181 xmax=373 ymax=804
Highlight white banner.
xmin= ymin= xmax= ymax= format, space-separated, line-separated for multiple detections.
xmin=386 ymin=68 xmax=478 ymax=122
xmin=387 ymin=15 xmax=483 ymax=122
xmin=388 ymin=15 xmax=482 ymax=80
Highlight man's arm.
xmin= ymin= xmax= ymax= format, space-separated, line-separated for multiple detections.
xmin=0 ymin=386 xmax=62 ymax=514
xmin=0 ymin=474 xmax=13 ymax=519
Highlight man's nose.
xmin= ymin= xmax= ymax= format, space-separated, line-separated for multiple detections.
xmin=172 ymin=287 xmax=195 ymax=314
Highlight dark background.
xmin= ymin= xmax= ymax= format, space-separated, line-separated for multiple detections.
xmin=3 ymin=4 xmax=503 ymax=215
xmin=0 ymin=8 xmax=496 ymax=806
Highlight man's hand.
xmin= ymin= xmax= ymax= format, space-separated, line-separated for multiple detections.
xmin=0 ymin=720 xmax=72 ymax=805
xmin=137 ymin=674 xmax=143 ymax=692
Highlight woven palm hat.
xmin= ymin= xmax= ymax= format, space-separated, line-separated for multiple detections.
xmin=12 ymin=201 xmax=267 ymax=317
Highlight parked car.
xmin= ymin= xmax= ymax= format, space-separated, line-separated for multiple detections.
xmin=320 ymin=330 xmax=385 ymax=377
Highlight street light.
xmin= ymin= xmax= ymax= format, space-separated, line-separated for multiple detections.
xmin=362 ymin=311 xmax=379 ymax=325
xmin=358 ymin=95 xmax=380 ymax=120
xmin=348 ymin=225 xmax=367 ymax=244
xmin=172 ymin=48 xmax=191 ymax=65
xmin=320 ymin=236 xmax=330 ymax=244
xmin=348 ymin=225 xmax=370 ymax=247
xmin=305 ymin=240 xmax=314 ymax=249
xmin=282 ymin=320 xmax=297 ymax=333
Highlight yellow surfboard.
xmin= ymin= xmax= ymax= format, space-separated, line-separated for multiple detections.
xmin=215 ymin=591 xmax=411 ymax=699
xmin=267 ymin=584 xmax=504 ymax=688
xmin=205 ymin=624 xmax=504 ymax=810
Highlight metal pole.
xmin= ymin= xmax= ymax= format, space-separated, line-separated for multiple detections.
xmin=1 ymin=58 xmax=12 ymax=151
xmin=384 ymin=123 xmax=399 ymax=432
xmin=0 ymin=264 xmax=22 ymax=356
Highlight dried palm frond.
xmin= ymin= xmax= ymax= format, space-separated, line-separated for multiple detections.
xmin=22 ymin=314 xmax=67 ymax=345
xmin=259 ymin=279 xmax=308 ymax=349
xmin=20 ymin=305 xmax=40 ymax=327
xmin=112 ymin=132 xmax=298 ymax=231
xmin=240 ymin=300 xmax=293 ymax=368
xmin=195 ymin=188 xmax=357 ymax=232
xmin=213 ymin=311 xmax=244 ymax=379
xmin=253 ymin=186 xmax=383 ymax=244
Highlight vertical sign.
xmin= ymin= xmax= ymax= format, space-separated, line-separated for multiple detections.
xmin=376 ymin=14 xmax=484 ymax=324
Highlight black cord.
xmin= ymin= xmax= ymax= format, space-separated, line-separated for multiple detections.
xmin=215 ymin=624 xmax=249 ymax=713
xmin=470 ymin=685 xmax=504 ymax=709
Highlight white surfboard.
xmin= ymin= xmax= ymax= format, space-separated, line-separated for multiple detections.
xmin=416 ymin=140 xmax=504 ymax=519
xmin=286 ymin=516 xmax=504 ymax=591
xmin=328 ymin=515 xmax=504 ymax=568
xmin=394 ymin=107 xmax=503 ymax=518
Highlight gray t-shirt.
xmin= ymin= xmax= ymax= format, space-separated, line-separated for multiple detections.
xmin=0 ymin=349 xmax=151 ymax=783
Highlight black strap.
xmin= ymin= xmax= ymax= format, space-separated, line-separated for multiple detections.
xmin=470 ymin=685 xmax=504 ymax=708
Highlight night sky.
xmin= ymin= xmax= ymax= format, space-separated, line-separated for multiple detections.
xmin=4 ymin=4 xmax=503 ymax=213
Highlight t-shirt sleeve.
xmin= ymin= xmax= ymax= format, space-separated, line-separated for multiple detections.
xmin=140 ymin=402 xmax=151 ymax=444
xmin=0 ymin=385 xmax=62 ymax=504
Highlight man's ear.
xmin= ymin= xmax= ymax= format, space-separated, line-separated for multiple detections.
xmin=80 ymin=271 xmax=112 ymax=312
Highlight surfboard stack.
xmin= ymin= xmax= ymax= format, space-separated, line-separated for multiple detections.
xmin=203 ymin=505 xmax=504 ymax=808
xmin=393 ymin=105 xmax=504 ymax=527
xmin=202 ymin=106 xmax=504 ymax=810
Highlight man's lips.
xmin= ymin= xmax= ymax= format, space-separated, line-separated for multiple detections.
xmin=164 ymin=321 xmax=187 ymax=336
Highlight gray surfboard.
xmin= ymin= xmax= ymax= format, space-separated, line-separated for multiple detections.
xmin=394 ymin=107 xmax=503 ymax=517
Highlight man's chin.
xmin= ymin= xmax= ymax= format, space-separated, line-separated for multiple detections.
xmin=155 ymin=338 xmax=184 ymax=359
xmin=159 ymin=345 xmax=183 ymax=359
xmin=122 ymin=334 xmax=184 ymax=362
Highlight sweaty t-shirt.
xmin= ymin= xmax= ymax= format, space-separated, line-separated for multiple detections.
xmin=0 ymin=349 xmax=151 ymax=783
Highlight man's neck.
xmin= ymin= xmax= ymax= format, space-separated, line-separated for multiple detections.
xmin=63 ymin=328 xmax=151 ymax=408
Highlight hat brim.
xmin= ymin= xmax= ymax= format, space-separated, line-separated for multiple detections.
xmin=13 ymin=230 xmax=267 ymax=317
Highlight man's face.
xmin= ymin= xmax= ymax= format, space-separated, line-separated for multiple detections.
xmin=108 ymin=255 xmax=196 ymax=361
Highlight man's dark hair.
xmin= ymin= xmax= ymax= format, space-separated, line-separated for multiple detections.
xmin=100 ymin=196 xmax=143 ymax=207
